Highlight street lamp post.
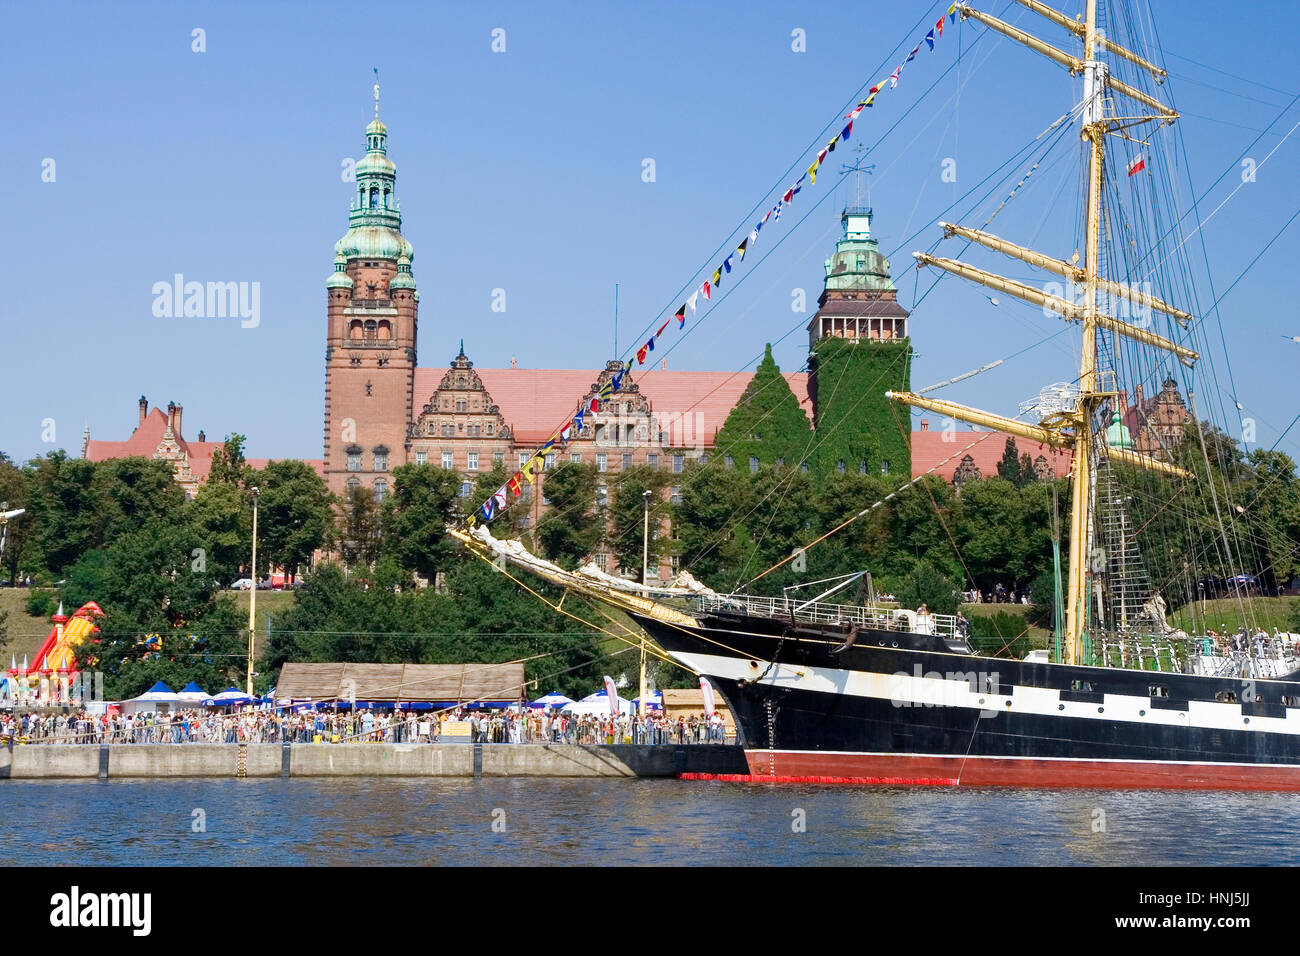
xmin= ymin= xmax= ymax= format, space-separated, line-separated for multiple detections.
xmin=639 ymin=489 xmax=652 ymax=719
xmin=246 ymin=486 xmax=260 ymax=698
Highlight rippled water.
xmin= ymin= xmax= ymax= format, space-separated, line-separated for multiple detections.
xmin=2 ymin=778 xmax=1297 ymax=866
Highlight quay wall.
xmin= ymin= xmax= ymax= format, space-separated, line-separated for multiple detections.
xmin=0 ymin=743 xmax=746 ymax=780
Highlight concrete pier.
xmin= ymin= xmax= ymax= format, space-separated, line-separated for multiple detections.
xmin=0 ymin=743 xmax=747 ymax=780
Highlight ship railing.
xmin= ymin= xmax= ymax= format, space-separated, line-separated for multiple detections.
xmin=694 ymin=593 xmax=958 ymax=639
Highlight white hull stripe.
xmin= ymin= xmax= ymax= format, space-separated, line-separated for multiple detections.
xmin=671 ymin=650 xmax=1300 ymax=737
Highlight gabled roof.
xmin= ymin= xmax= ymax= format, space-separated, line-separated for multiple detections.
xmin=412 ymin=365 xmax=812 ymax=446
xmin=84 ymin=407 xmax=180 ymax=463
xmin=910 ymin=429 xmax=1072 ymax=481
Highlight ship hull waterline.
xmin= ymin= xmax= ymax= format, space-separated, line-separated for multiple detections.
xmin=631 ymin=610 xmax=1300 ymax=791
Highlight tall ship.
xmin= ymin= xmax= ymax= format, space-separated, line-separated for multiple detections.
xmin=456 ymin=0 xmax=1300 ymax=789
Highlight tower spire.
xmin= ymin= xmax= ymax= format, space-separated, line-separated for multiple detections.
xmin=373 ymin=67 xmax=380 ymax=118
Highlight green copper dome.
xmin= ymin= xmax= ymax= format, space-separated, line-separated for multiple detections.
xmin=1105 ymin=411 xmax=1135 ymax=450
xmin=335 ymin=112 xmax=413 ymax=265
xmin=389 ymin=254 xmax=417 ymax=291
xmin=326 ymin=254 xmax=354 ymax=289
xmin=824 ymin=207 xmax=895 ymax=293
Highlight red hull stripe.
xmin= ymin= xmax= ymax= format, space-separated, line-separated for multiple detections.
xmin=730 ymin=751 xmax=1300 ymax=791
xmin=679 ymin=773 xmax=958 ymax=785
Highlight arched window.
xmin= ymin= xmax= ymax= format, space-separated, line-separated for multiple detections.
xmin=749 ymin=456 xmax=759 ymax=474
xmin=369 ymin=186 xmax=379 ymax=209
xmin=373 ymin=479 xmax=387 ymax=503
xmin=377 ymin=320 xmax=392 ymax=340
xmin=364 ymin=320 xmax=377 ymax=340
xmin=345 ymin=477 xmax=360 ymax=493
xmin=348 ymin=320 xmax=363 ymax=340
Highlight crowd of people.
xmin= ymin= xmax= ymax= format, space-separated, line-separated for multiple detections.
xmin=0 ymin=706 xmax=731 ymax=746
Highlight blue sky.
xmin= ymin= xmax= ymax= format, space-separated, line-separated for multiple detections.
xmin=4 ymin=0 xmax=1299 ymax=465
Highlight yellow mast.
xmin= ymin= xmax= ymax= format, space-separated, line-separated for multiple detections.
xmin=888 ymin=0 xmax=1187 ymax=666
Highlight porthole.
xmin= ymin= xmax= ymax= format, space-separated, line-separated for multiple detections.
xmin=891 ymin=641 xmax=898 ymax=648
xmin=978 ymin=698 xmax=985 ymax=706
xmin=1244 ymin=717 xmax=1251 ymax=725
xmin=1098 ymin=706 xmax=1105 ymax=714
xmin=1004 ymin=701 xmax=1012 ymax=708
xmin=1058 ymin=704 xmax=1065 ymax=711
xmin=1139 ymin=710 xmax=1146 ymax=717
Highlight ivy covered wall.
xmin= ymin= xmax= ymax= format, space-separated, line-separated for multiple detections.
xmin=808 ymin=336 xmax=912 ymax=481
xmin=711 ymin=344 xmax=813 ymax=470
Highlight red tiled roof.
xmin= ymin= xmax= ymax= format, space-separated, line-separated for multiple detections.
xmin=84 ymin=408 xmax=181 ymax=462
xmin=413 ymin=366 xmax=812 ymax=446
xmin=910 ymin=429 xmax=1072 ymax=481
xmin=85 ymin=407 xmax=324 ymax=481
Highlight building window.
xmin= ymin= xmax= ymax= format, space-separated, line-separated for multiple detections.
xmin=673 ymin=454 xmax=684 ymax=473
xmin=570 ymin=452 xmax=582 ymax=464
xmin=545 ymin=453 xmax=556 ymax=470
xmin=347 ymin=452 xmax=361 ymax=472
xmin=459 ymin=481 xmax=472 ymax=498
xmin=860 ymin=461 xmax=867 ymax=475
xmin=442 ymin=452 xmax=454 ymax=470
xmin=837 ymin=459 xmax=846 ymax=475
xmin=749 ymin=456 xmax=759 ymax=474
xmin=519 ymin=453 xmax=530 ymax=469
xmin=345 ymin=477 xmax=360 ymax=493
xmin=467 ymin=425 xmax=481 ymax=438
xmin=595 ymin=553 xmax=609 ymax=573
xmin=374 ymin=451 xmax=388 ymax=472
xmin=648 ymin=453 xmax=658 ymax=469
xmin=596 ymin=453 xmax=607 ymax=473
xmin=467 ymin=452 xmax=479 ymax=471
xmin=700 ymin=453 xmax=708 ymax=466
xmin=493 ymin=452 xmax=504 ymax=469
xmin=724 ymin=454 xmax=734 ymax=469
xmin=881 ymin=459 xmax=890 ymax=476
xmin=801 ymin=461 xmax=808 ymax=473
xmin=671 ymin=486 xmax=682 ymax=504
xmin=455 ymin=399 xmax=467 ymax=412
xmin=622 ymin=453 xmax=633 ymax=471
xmin=415 ymin=451 xmax=427 ymax=466
xmin=373 ymin=479 xmax=388 ymax=503
xmin=596 ymin=485 xmax=608 ymax=507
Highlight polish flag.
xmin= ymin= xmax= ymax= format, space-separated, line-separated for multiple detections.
xmin=1127 ymin=153 xmax=1147 ymax=177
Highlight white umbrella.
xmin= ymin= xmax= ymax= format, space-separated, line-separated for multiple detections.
xmin=561 ymin=690 xmax=633 ymax=716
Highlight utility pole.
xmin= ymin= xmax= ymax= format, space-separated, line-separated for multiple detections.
xmin=247 ymin=486 xmax=260 ymax=697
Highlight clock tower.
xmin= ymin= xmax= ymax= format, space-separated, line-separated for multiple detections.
xmin=322 ymin=111 xmax=419 ymax=501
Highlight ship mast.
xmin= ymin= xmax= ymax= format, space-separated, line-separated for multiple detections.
xmin=887 ymin=0 xmax=1191 ymax=665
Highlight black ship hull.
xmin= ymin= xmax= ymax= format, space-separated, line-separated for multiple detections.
xmin=632 ymin=608 xmax=1300 ymax=789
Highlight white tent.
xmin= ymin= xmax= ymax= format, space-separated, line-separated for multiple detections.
xmin=530 ymin=691 xmax=575 ymax=710
xmin=120 ymin=680 xmax=181 ymax=715
xmin=561 ymin=689 xmax=633 ymax=716
xmin=175 ymin=681 xmax=209 ymax=705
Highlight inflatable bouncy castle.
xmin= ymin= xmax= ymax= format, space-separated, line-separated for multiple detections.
xmin=2 ymin=601 xmax=104 ymax=706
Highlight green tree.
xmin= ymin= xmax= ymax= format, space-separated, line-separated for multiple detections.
xmin=895 ymin=558 xmax=959 ymax=616
xmin=340 ymin=485 xmax=382 ymax=566
xmin=996 ymin=437 xmax=1022 ymax=484
xmin=535 ymin=464 xmax=602 ymax=568
xmin=90 ymin=456 xmax=185 ymax=544
xmin=808 ymin=337 xmax=912 ymax=479
xmin=64 ymin=516 xmax=246 ymax=698
xmin=609 ymin=465 xmax=672 ymax=580
xmin=381 ymin=464 xmax=462 ymax=581
xmin=184 ymin=480 xmax=249 ymax=585
xmin=711 ymin=344 xmax=813 ymax=470
xmin=207 ymin=433 xmax=251 ymax=487
xmin=23 ymin=452 xmax=99 ymax=577
xmin=251 ymin=460 xmax=334 ymax=578
xmin=0 ymin=451 xmax=30 ymax=584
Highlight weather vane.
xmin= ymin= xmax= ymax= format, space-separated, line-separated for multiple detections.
xmin=840 ymin=143 xmax=875 ymax=208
